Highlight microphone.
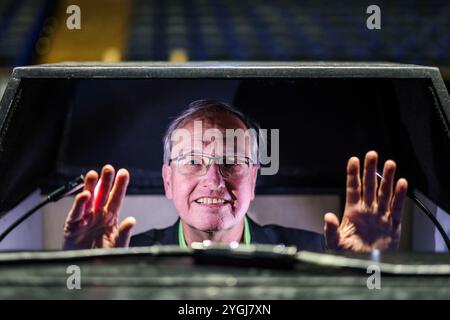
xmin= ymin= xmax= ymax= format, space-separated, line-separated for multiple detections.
xmin=376 ymin=172 xmax=450 ymax=252
xmin=0 ymin=175 xmax=85 ymax=243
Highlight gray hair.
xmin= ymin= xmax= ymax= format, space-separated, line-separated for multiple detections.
xmin=163 ymin=99 xmax=261 ymax=164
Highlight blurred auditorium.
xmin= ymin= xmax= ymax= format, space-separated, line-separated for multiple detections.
xmin=0 ymin=0 xmax=449 ymax=98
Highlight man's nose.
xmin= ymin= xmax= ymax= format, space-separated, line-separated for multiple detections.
xmin=201 ymin=163 xmax=225 ymax=188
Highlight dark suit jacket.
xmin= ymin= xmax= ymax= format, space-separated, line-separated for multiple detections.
xmin=130 ymin=216 xmax=326 ymax=252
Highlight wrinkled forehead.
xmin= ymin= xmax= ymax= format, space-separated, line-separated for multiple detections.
xmin=170 ymin=112 xmax=257 ymax=159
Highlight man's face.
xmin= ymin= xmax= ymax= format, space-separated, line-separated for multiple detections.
xmin=162 ymin=112 xmax=258 ymax=232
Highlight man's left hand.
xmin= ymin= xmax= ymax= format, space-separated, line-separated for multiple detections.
xmin=324 ymin=151 xmax=408 ymax=252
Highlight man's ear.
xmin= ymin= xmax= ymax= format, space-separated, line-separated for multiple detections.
xmin=250 ymin=165 xmax=259 ymax=201
xmin=162 ymin=164 xmax=173 ymax=199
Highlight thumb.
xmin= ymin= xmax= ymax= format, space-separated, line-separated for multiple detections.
xmin=116 ymin=216 xmax=136 ymax=247
xmin=324 ymin=212 xmax=340 ymax=250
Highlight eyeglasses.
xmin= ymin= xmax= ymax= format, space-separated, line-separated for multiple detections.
xmin=169 ymin=153 xmax=254 ymax=178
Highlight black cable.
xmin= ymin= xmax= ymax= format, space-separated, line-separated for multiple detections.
xmin=0 ymin=199 xmax=50 ymax=243
xmin=409 ymin=194 xmax=450 ymax=252
xmin=0 ymin=175 xmax=84 ymax=243
xmin=376 ymin=172 xmax=450 ymax=252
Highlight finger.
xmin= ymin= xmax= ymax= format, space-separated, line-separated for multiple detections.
xmin=93 ymin=165 xmax=115 ymax=212
xmin=324 ymin=213 xmax=340 ymax=250
xmin=64 ymin=191 xmax=90 ymax=234
xmin=362 ymin=150 xmax=378 ymax=207
xmin=106 ymin=168 xmax=130 ymax=216
xmin=390 ymin=178 xmax=408 ymax=229
xmin=345 ymin=156 xmax=361 ymax=207
xmin=83 ymin=170 xmax=98 ymax=212
xmin=377 ymin=160 xmax=396 ymax=215
xmin=116 ymin=217 xmax=136 ymax=247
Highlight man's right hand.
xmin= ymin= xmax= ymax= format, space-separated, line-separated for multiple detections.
xmin=63 ymin=165 xmax=136 ymax=250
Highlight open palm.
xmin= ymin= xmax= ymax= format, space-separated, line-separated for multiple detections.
xmin=63 ymin=165 xmax=136 ymax=250
xmin=324 ymin=151 xmax=408 ymax=252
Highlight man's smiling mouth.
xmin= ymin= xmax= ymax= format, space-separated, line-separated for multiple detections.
xmin=194 ymin=197 xmax=230 ymax=204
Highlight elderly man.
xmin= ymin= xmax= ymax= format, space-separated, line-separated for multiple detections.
xmin=63 ymin=100 xmax=408 ymax=252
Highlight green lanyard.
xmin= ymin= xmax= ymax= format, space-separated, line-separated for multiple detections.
xmin=178 ymin=216 xmax=252 ymax=248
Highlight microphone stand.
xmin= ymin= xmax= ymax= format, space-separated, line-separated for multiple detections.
xmin=0 ymin=175 xmax=84 ymax=243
